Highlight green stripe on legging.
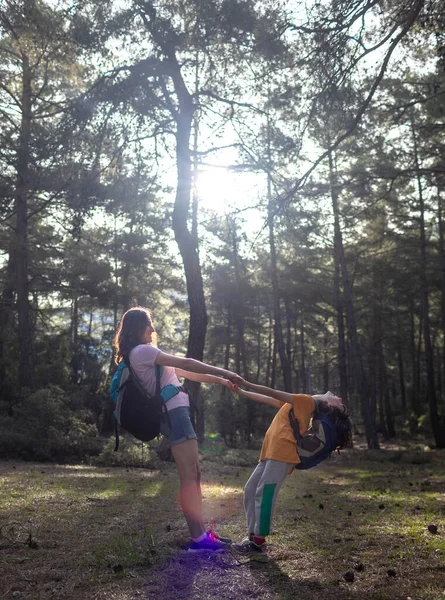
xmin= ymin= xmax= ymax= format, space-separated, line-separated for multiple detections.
xmin=259 ymin=483 xmax=276 ymax=536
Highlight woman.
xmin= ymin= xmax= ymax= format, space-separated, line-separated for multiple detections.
xmin=113 ymin=306 xmax=242 ymax=552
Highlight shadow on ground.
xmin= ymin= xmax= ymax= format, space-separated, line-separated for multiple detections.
xmin=138 ymin=548 xmax=401 ymax=600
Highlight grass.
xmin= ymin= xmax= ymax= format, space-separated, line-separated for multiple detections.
xmin=0 ymin=441 xmax=444 ymax=599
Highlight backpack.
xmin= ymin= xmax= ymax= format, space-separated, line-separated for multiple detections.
xmin=110 ymin=355 xmax=170 ymax=451
xmin=288 ymin=409 xmax=339 ymax=470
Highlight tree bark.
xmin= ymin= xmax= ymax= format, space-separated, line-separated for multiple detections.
xmin=323 ymin=334 xmax=329 ymax=392
xmin=411 ymin=116 xmax=445 ymax=448
xmin=15 ymin=51 xmax=35 ymax=390
xmin=381 ymin=357 xmax=396 ymax=438
xmin=230 ymin=217 xmax=249 ymax=381
xmin=334 ymin=233 xmax=348 ymax=403
xmin=397 ymin=341 xmax=406 ymax=411
xmin=138 ymin=6 xmax=207 ymax=441
xmin=218 ymin=310 xmax=234 ymax=445
xmin=438 ymin=187 xmax=445 ymax=403
xmin=70 ymin=296 xmax=79 ymax=384
xmin=300 ymin=310 xmax=306 ymax=393
xmin=271 ymin=337 xmax=277 ymax=389
xmin=267 ymin=117 xmax=292 ymax=391
xmin=409 ymin=297 xmax=421 ymax=430
xmin=173 ymin=106 xmax=207 ymax=441
xmin=255 ymin=307 xmax=262 ymax=383
xmin=265 ymin=311 xmax=273 ymax=387
xmin=328 ymin=150 xmax=378 ymax=448
xmin=285 ymin=297 xmax=292 ymax=371
xmin=0 ymin=247 xmax=16 ymax=406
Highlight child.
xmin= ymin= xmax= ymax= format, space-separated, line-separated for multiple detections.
xmin=233 ymin=381 xmax=352 ymax=553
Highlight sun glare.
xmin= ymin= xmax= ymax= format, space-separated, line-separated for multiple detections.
xmin=196 ymin=166 xmax=263 ymax=217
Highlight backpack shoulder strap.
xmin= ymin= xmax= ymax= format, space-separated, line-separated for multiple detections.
xmin=155 ymin=364 xmax=161 ymax=396
xmin=288 ymin=408 xmax=304 ymax=443
xmin=125 ymin=351 xmax=161 ymax=395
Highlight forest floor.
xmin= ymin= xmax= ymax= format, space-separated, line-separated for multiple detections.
xmin=1 ymin=439 xmax=445 ymax=600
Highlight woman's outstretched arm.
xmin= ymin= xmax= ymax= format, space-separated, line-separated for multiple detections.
xmin=155 ymin=350 xmax=244 ymax=384
xmin=175 ymin=368 xmax=235 ymax=390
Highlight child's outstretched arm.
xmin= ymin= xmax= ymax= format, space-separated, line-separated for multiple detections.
xmin=235 ymin=386 xmax=282 ymax=409
xmin=241 ymin=381 xmax=343 ymax=409
xmin=241 ymin=380 xmax=296 ymax=404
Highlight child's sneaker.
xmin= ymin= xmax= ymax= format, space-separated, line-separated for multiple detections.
xmin=207 ymin=526 xmax=232 ymax=545
xmin=188 ymin=531 xmax=226 ymax=552
xmin=232 ymin=537 xmax=267 ymax=553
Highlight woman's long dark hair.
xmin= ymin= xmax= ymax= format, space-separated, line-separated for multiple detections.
xmin=315 ymin=400 xmax=353 ymax=450
xmin=113 ymin=307 xmax=153 ymax=364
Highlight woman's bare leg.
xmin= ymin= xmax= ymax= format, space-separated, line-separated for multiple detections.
xmin=171 ymin=438 xmax=205 ymax=539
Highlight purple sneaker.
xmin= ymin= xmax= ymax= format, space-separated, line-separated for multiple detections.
xmin=207 ymin=526 xmax=232 ymax=545
xmin=188 ymin=531 xmax=227 ymax=552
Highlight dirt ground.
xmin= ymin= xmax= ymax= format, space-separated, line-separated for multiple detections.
xmin=1 ymin=442 xmax=444 ymax=599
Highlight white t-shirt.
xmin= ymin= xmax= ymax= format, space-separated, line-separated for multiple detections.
xmin=129 ymin=344 xmax=190 ymax=411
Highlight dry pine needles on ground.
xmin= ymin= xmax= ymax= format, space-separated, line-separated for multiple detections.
xmin=0 ymin=443 xmax=444 ymax=600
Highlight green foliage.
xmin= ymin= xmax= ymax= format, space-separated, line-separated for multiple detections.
xmin=93 ymin=436 xmax=160 ymax=468
xmin=221 ymin=448 xmax=257 ymax=467
xmin=0 ymin=386 xmax=102 ymax=462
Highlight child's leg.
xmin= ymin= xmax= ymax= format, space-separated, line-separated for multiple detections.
xmin=244 ymin=462 xmax=266 ymax=535
xmin=253 ymin=459 xmax=292 ymax=537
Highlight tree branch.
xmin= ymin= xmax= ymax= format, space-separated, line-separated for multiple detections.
xmin=195 ymin=89 xmax=266 ymax=115
xmin=279 ymin=0 xmax=425 ymax=207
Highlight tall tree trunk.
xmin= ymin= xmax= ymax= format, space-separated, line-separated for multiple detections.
xmin=409 ymin=297 xmax=421 ymax=430
xmin=411 ymin=116 xmax=445 ymax=448
xmin=70 ymin=296 xmax=79 ymax=384
xmin=285 ymin=298 xmax=292 ymax=369
xmin=16 ymin=52 xmax=35 ymax=390
xmin=334 ymin=237 xmax=348 ymax=403
xmin=375 ymin=305 xmax=395 ymax=438
xmin=121 ymin=219 xmax=135 ymax=312
xmin=267 ymin=210 xmax=292 ymax=390
xmin=109 ymin=216 xmax=120 ymax=377
xmin=218 ymin=311 xmax=234 ymax=445
xmin=300 ymin=310 xmax=306 ymax=393
xmin=378 ymin=385 xmax=387 ymax=439
xmin=139 ymin=8 xmax=207 ymax=441
xmin=323 ymin=333 xmax=329 ymax=392
xmin=267 ymin=117 xmax=292 ymax=391
xmin=168 ymin=59 xmax=206 ymax=441
xmin=255 ymin=308 xmax=262 ymax=383
xmin=397 ymin=341 xmax=407 ymax=411
xmin=271 ymin=337 xmax=277 ymax=389
xmin=438 ymin=187 xmax=445 ymax=402
xmin=229 ymin=217 xmax=249 ymax=382
xmin=369 ymin=323 xmax=379 ymax=435
xmin=380 ymin=355 xmax=396 ymax=438
xmin=328 ymin=150 xmax=378 ymax=448
xmin=265 ymin=311 xmax=273 ymax=386
xmin=0 ymin=249 xmax=16 ymax=406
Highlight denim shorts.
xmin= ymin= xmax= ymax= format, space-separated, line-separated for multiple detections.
xmin=160 ymin=406 xmax=197 ymax=446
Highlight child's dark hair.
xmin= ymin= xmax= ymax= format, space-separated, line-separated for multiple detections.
xmin=315 ymin=400 xmax=353 ymax=450
xmin=113 ymin=306 xmax=153 ymax=364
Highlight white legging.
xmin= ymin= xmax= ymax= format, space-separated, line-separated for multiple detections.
xmin=244 ymin=459 xmax=294 ymax=537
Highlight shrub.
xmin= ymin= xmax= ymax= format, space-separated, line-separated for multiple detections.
xmin=0 ymin=385 xmax=103 ymax=462
xmin=93 ymin=436 xmax=159 ymax=468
